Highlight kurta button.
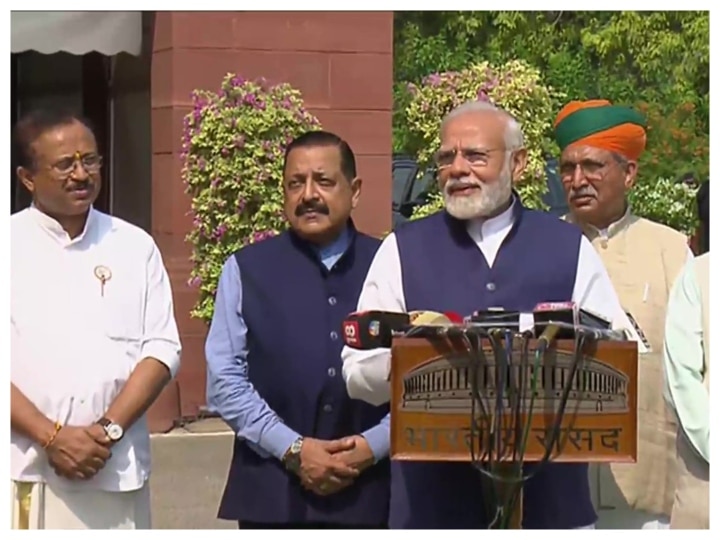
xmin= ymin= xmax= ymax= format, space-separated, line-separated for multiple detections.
xmin=328 ymin=296 xmax=337 ymax=306
xmin=323 ymin=404 xmax=333 ymax=413
xmin=486 ymin=282 xmax=496 ymax=292
xmin=327 ymin=367 xmax=336 ymax=377
xmin=330 ymin=331 xmax=338 ymax=340
xmin=600 ymin=239 xmax=608 ymax=249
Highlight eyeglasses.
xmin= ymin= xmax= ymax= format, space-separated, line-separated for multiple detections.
xmin=559 ymin=159 xmax=614 ymax=183
xmin=434 ymin=147 xmax=506 ymax=169
xmin=50 ymin=153 xmax=103 ymax=177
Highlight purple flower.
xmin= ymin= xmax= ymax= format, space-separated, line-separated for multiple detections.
xmin=252 ymin=230 xmax=275 ymax=243
xmin=244 ymin=93 xmax=258 ymax=107
xmin=424 ymin=73 xmax=442 ymax=86
xmin=211 ymin=177 xmax=221 ymax=188
xmin=477 ymin=90 xmax=490 ymax=102
xmin=231 ymin=75 xmax=246 ymax=87
xmin=237 ymin=197 xmax=247 ymax=212
xmin=188 ymin=275 xmax=203 ymax=288
xmin=221 ymin=147 xmax=230 ymax=158
xmin=198 ymin=159 xmax=206 ymax=171
xmin=213 ymin=224 xmax=228 ymax=239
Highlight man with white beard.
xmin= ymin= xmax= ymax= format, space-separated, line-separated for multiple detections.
xmin=340 ymin=100 xmax=644 ymax=529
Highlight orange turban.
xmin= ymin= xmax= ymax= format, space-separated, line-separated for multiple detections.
xmin=553 ymin=99 xmax=647 ymax=160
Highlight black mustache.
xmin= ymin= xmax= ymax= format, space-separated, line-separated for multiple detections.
xmin=67 ymin=181 xmax=92 ymax=192
xmin=295 ymin=202 xmax=329 ymax=216
xmin=571 ymin=188 xmax=596 ymax=199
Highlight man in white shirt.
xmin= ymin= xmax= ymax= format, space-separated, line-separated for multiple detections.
xmin=341 ymin=100 xmax=643 ymax=529
xmin=10 ymin=109 xmax=181 ymax=529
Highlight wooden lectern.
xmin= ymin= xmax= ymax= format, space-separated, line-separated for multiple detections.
xmin=389 ymin=336 xmax=639 ymax=528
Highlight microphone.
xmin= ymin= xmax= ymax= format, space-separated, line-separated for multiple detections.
xmin=533 ymin=301 xmax=623 ymax=341
xmin=408 ymin=310 xmax=463 ymax=326
xmin=532 ymin=301 xmax=612 ymax=339
xmin=341 ymin=310 xmax=465 ymax=349
xmin=342 ymin=310 xmax=410 ymax=349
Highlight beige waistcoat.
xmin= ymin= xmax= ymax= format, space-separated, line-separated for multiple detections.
xmin=669 ymin=252 xmax=710 ymax=529
xmin=565 ymin=210 xmax=690 ymax=517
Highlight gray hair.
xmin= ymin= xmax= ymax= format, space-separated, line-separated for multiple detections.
xmin=440 ymin=100 xmax=525 ymax=152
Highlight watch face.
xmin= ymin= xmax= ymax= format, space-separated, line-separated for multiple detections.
xmin=106 ymin=424 xmax=124 ymax=441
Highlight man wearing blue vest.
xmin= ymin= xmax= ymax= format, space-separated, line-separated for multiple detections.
xmin=206 ymin=131 xmax=390 ymax=529
xmin=342 ymin=101 xmax=644 ymax=529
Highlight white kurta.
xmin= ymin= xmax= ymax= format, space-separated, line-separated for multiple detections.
xmin=10 ymin=206 xmax=181 ymax=529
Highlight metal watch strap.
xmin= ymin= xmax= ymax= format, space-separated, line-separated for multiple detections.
xmin=283 ymin=437 xmax=304 ymax=472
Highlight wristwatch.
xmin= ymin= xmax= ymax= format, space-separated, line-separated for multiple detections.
xmin=97 ymin=417 xmax=124 ymax=442
xmin=282 ymin=437 xmax=304 ymax=473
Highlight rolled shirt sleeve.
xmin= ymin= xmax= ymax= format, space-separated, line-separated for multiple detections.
xmin=140 ymin=242 xmax=182 ymax=378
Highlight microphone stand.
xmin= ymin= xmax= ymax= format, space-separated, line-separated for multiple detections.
xmin=402 ymin=320 xmax=598 ymax=529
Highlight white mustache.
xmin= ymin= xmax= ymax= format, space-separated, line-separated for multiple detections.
xmin=445 ymin=176 xmax=482 ymax=192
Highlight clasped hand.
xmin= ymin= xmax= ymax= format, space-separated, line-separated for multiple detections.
xmin=297 ymin=436 xmax=375 ymax=496
xmin=45 ymin=424 xmax=112 ymax=481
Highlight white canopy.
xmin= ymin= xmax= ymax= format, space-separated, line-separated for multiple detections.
xmin=11 ymin=11 xmax=142 ymax=56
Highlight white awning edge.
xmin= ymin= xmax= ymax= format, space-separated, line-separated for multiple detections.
xmin=11 ymin=11 xmax=142 ymax=56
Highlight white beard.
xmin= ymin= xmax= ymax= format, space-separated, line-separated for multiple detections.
xmin=443 ymin=161 xmax=513 ymax=220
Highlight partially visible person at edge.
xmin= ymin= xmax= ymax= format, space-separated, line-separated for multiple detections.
xmin=695 ymin=180 xmax=709 ymax=255
xmin=205 ymin=130 xmax=390 ymax=529
xmin=10 ymin=109 xmax=181 ymax=529
xmin=341 ymin=100 xmax=645 ymax=529
xmin=553 ymin=99 xmax=694 ymax=529
xmin=662 ymin=252 xmax=710 ymax=529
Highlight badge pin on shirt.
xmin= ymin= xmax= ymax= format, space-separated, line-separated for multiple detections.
xmin=94 ymin=265 xmax=112 ymax=297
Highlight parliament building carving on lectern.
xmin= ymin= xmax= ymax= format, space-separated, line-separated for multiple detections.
xmin=400 ymin=351 xmax=629 ymax=415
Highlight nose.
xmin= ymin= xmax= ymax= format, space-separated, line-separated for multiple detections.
xmin=300 ymin=178 xmax=320 ymax=202
xmin=70 ymin=161 xmax=91 ymax=181
xmin=446 ymin=151 xmax=471 ymax=179
xmin=569 ymin=164 xmax=587 ymax=190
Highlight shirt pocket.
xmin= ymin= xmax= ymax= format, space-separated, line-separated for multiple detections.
xmin=94 ymin=265 xmax=145 ymax=369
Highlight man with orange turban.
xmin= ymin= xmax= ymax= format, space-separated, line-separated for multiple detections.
xmin=554 ymin=100 xmax=693 ymax=529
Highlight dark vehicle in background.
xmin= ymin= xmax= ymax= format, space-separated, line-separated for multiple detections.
xmin=391 ymin=154 xmax=437 ymax=229
xmin=391 ymin=154 xmax=568 ymax=229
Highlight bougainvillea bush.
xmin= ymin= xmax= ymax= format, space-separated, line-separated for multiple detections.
xmin=182 ymin=73 xmax=321 ymax=323
xmin=630 ymin=177 xmax=698 ymax=235
xmin=406 ymin=60 xmax=563 ymax=219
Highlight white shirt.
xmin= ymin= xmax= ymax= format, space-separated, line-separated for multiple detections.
xmin=342 ymin=203 xmax=646 ymax=406
xmin=11 ymin=207 xmax=181 ymax=492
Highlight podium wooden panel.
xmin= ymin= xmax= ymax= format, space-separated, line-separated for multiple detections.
xmin=390 ymin=337 xmax=638 ymax=464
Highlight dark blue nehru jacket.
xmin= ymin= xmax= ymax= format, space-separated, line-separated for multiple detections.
xmin=390 ymin=203 xmax=596 ymax=529
xmin=218 ymin=225 xmax=390 ymax=525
